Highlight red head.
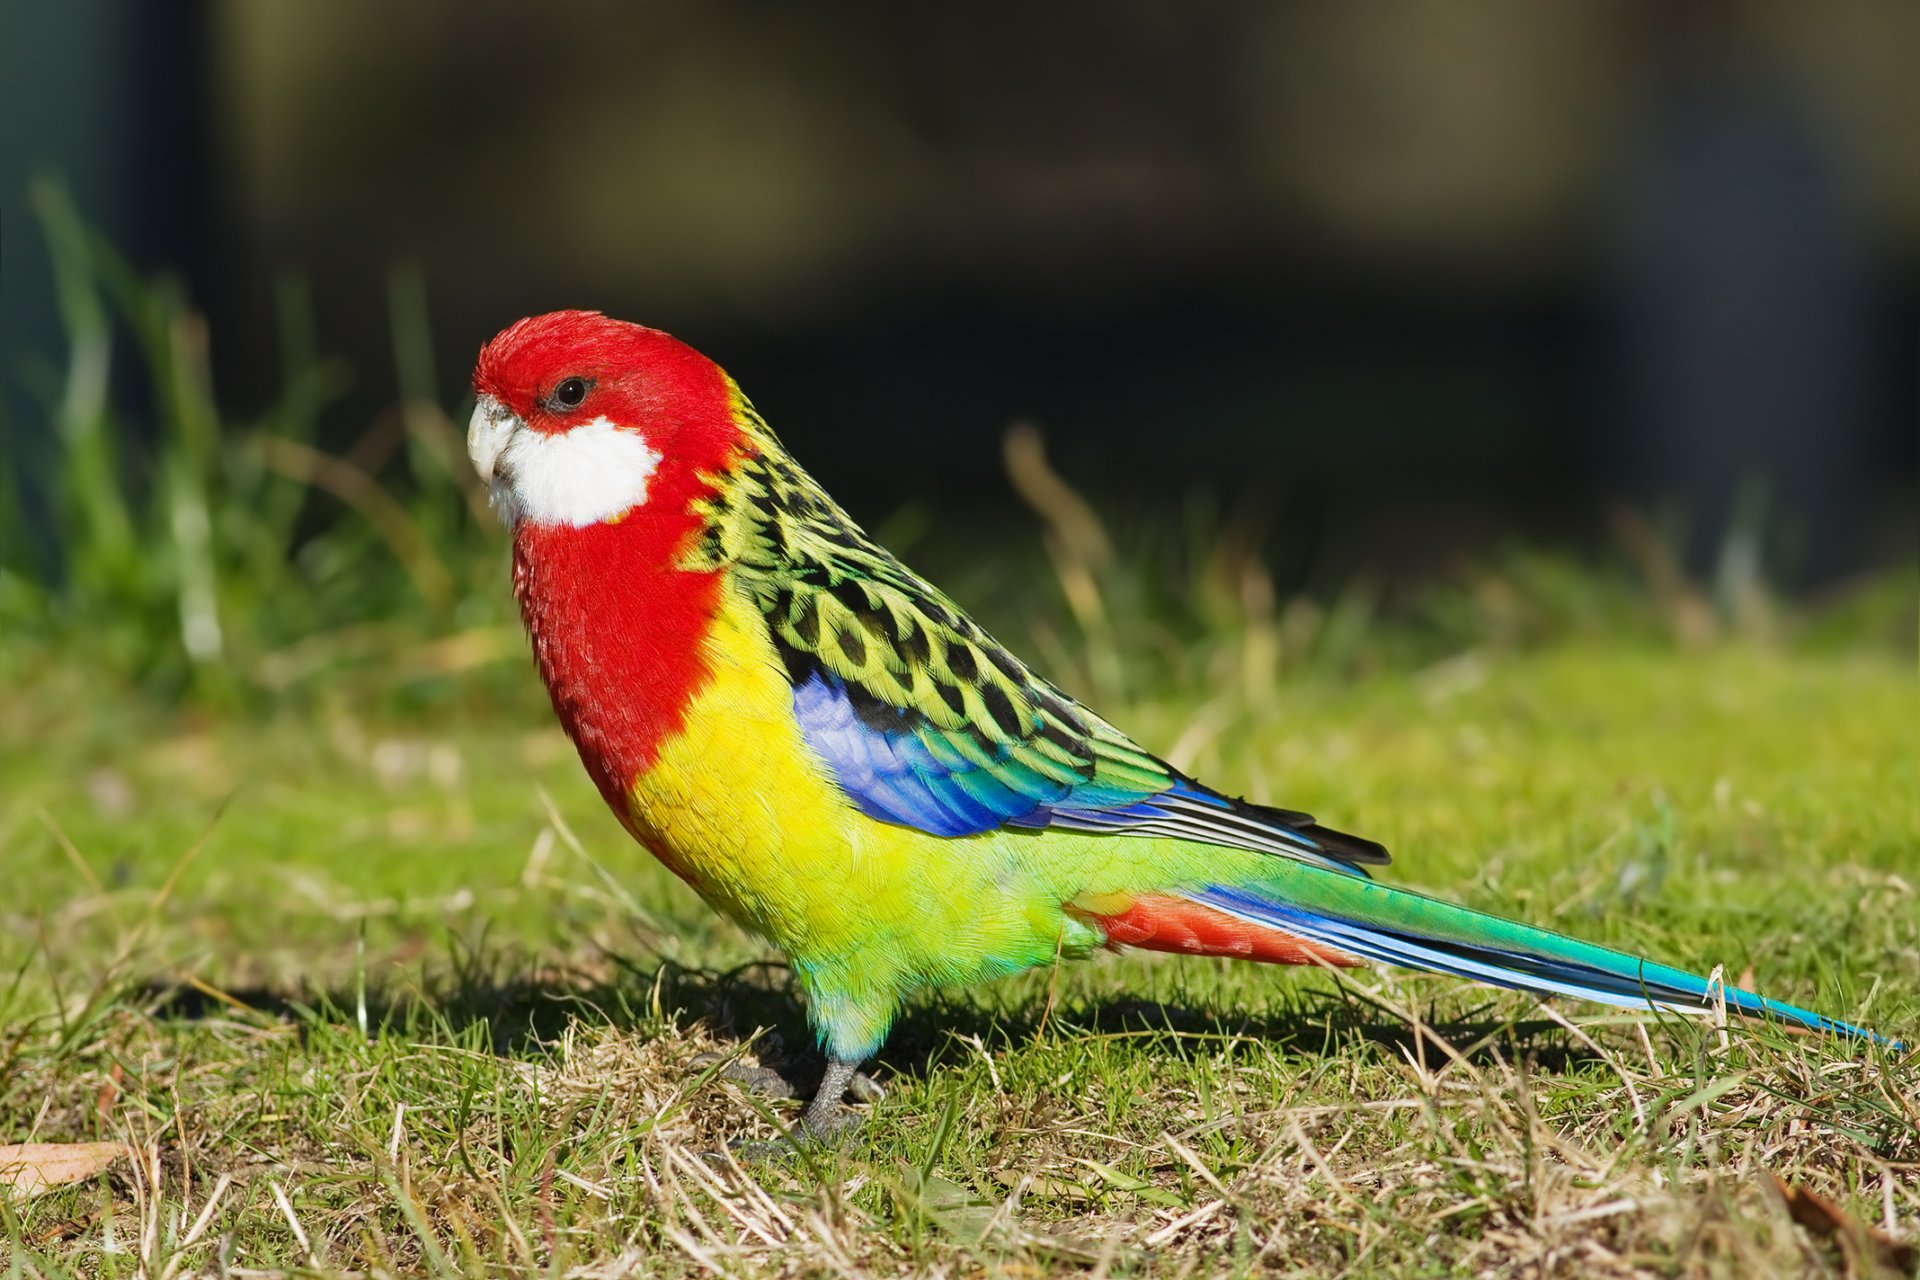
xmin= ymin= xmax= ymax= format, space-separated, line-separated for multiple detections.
xmin=468 ymin=311 xmax=744 ymax=528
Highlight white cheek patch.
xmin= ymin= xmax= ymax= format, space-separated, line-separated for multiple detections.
xmin=491 ymin=416 xmax=665 ymax=528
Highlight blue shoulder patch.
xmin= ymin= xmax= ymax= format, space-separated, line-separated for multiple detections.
xmin=789 ymin=671 xmax=1383 ymax=874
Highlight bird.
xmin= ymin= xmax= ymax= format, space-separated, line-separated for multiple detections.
xmin=467 ymin=310 xmax=1885 ymax=1144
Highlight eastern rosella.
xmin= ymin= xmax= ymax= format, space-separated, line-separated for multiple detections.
xmin=467 ymin=311 xmax=1881 ymax=1143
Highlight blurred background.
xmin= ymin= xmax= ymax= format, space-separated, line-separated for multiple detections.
xmin=2 ymin=0 xmax=1914 ymax=700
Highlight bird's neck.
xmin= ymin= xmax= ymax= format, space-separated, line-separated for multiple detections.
xmin=512 ymin=510 xmax=724 ymax=820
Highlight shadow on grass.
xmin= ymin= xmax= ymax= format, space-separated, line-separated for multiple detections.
xmin=135 ymin=939 xmax=1611 ymax=1089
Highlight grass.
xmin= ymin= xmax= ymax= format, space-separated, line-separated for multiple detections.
xmin=3 ymin=634 xmax=1916 ymax=1276
xmin=2 ymin=188 xmax=1917 ymax=1276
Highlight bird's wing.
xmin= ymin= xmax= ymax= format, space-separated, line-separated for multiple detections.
xmin=685 ymin=396 xmax=1388 ymax=875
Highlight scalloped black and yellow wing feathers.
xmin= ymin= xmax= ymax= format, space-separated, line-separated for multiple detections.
xmin=684 ymin=390 xmax=1388 ymax=875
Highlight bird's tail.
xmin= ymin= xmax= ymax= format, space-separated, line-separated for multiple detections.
xmin=1084 ymin=867 xmax=1891 ymax=1045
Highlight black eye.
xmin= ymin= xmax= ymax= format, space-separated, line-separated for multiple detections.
xmin=549 ymin=376 xmax=592 ymax=411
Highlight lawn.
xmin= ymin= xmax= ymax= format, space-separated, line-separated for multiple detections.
xmin=3 ymin=619 xmax=1915 ymax=1276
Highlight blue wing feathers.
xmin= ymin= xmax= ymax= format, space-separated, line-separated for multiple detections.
xmin=790 ymin=672 xmax=1388 ymax=874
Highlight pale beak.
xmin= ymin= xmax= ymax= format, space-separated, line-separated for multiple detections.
xmin=467 ymin=395 xmax=520 ymax=486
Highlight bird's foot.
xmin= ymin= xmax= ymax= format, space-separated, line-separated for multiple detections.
xmin=788 ymin=1055 xmax=874 ymax=1147
xmin=796 ymin=1098 xmax=866 ymax=1144
xmin=711 ymin=1054 xmax=878 ymax=1158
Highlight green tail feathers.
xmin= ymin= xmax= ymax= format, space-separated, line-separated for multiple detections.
xmin=1193 ymin=871 xmax=1892 ymax=1046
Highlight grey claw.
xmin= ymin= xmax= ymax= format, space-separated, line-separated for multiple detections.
xmin=692 ymin=1053 xmax=805 ymax=1099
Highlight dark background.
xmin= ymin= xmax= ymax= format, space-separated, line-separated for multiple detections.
xmin=4 ymin=1 xmax=1914 ymax=595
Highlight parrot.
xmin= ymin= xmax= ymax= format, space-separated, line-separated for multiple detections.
xmin=466 ymin=310 xmax=1885 ymax=1144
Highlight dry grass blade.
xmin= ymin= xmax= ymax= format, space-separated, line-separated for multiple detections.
xmin=251 ymin=432 xmax=454 ymax=609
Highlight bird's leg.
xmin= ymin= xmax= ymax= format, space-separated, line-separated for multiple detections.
xmin=797 ymin=1054 xmax=868 ymax=1144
